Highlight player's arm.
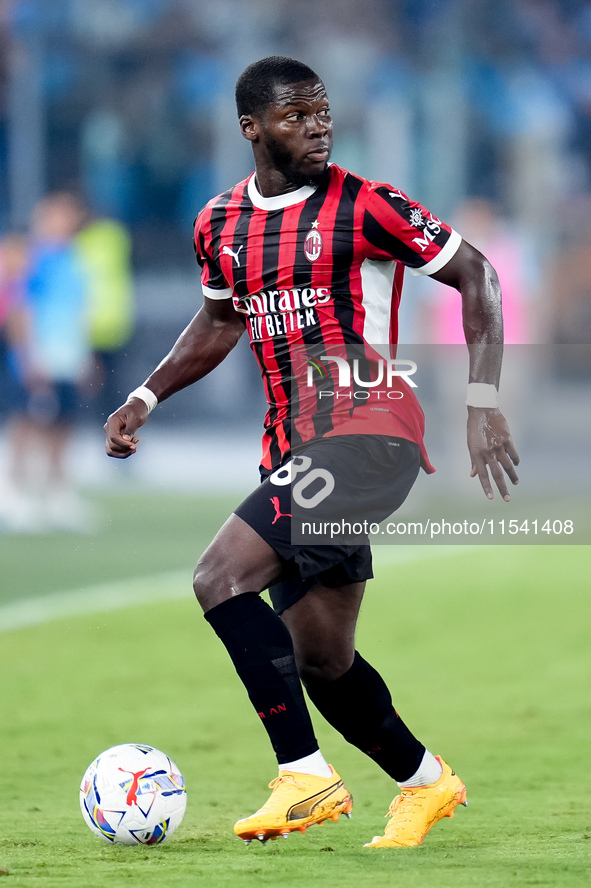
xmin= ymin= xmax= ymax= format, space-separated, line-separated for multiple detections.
xmin=430 ymin=239 xmax=520 ymax=501
xmin=104 ymin=296 xmax=244 ymax=459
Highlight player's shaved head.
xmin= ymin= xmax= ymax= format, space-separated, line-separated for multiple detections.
xmin=235 ymin=56 xmax=322 ymax=118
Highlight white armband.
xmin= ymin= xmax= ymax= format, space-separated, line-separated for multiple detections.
xmin=127 ymin=385 xmax=158 ymax=414
xmin=466 ymin=383 xmax=499 ymax=408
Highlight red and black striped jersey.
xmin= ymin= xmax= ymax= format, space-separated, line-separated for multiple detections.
xmin=194 ymin=163 xmax=461 ymax=472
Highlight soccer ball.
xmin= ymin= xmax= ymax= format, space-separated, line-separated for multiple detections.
xmin=79 ymin=743 xmax=187 ymax=845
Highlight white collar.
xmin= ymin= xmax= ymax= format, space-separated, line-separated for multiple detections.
xmin=247 ymin=173 xmax=317 ymax=210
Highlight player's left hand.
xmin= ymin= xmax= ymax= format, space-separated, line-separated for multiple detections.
xmin=467 ymin=408 xmax=520 ymax=501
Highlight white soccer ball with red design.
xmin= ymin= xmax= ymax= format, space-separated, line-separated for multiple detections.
xmin=80 ymin=743 xmax=187 ymax=845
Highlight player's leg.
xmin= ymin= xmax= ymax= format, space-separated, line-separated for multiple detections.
xmin=193 ymin=513 xmax=352 ymax=841
xmin=194 ymin=512 xmax=318 ymax=765
xmin=281 ymin=581 xmax=429 ymax=783
xmin=282 ymin=581 xmax=467 ymax=847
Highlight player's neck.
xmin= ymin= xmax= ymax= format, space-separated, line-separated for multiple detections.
xmin=253 ymin=163 xmax=318 ymax=198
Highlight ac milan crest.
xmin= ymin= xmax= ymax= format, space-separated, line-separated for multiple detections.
xmin=304 ymin=221 xmax=323 ymax=262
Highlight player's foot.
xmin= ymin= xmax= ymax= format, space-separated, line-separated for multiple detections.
xmin=234 ymin=766 xmax=353 ymax=844
xmin=364 ymin=757 xmax=467 ymax=848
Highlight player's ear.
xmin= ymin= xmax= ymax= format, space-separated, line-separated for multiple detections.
xmin=240 ymin=114 xmax=259 ymax=143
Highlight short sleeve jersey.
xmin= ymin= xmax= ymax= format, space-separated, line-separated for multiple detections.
xmin=194 ymin=164 xmax=461 ymax=472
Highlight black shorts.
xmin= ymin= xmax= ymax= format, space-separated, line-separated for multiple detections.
xmin=234 ymin=435 xmax=420 ymax=614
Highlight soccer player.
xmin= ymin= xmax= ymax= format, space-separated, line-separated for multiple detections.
xmin=105 ymin=57 xmax=519 ymax=848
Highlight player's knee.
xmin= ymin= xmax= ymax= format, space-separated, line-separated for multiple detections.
xmin=297 ymin=650 xmax=353 ymax=684
xmin=192 ymin=559 xmax=211 ymax=607
xmin=193 ymin=551 xmax=229 ymax=611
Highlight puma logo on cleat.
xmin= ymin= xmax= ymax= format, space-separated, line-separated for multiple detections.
xmin=222 ymin=245 xmax=244 ymax=266
xmin=287 ymin=782 xmax=347 ymax=821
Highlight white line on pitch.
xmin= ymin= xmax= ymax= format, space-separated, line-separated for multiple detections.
xmin=0 ymin=546 xmax=480 ymax=634
xmin=0 ymin=570 xmax=190 ymax=634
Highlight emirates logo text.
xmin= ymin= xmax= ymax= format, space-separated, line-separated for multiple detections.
xmin=233 ymin=287 xmax=331 ymax=342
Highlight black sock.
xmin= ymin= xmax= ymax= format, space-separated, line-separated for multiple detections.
xmin=204 ymin=592 xmax=319 ymax=765
xmin=303 ymin=651 xmax=424 ymax=782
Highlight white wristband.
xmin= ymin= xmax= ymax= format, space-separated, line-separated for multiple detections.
xmin=466 ymin=383 xmax=499 ymax=408
xmin=127 ymin=385 xmax=158 ymax=414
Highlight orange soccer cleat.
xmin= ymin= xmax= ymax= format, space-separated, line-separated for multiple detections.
xmin=234 ymin=766 xmax=353 ymax=844
xmin=364 ymin=757 xmax=467 ymax=848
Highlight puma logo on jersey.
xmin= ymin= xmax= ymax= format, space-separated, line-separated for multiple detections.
xmin=222 ymin=245 xmax=244 ymax=266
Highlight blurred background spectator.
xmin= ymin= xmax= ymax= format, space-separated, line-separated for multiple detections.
xmin=0 ymin=192 xmax=95 ymax=532
xmin=414 ymin=197 xmax=540 ymax=345
xmin=77 ymin=210 xmax=135 ymax=420
xmin=0 ymin=233 xmax=28 ymax=408
xmin=0 ymin=230 xmax=31 ymax=529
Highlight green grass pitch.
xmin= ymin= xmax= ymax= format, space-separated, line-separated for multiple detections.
xmin=1 ymin=493 xmax=590 ymax=887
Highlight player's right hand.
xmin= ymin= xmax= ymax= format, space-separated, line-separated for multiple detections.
xmin=104 ymin=399 xmax=149 ymax=458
